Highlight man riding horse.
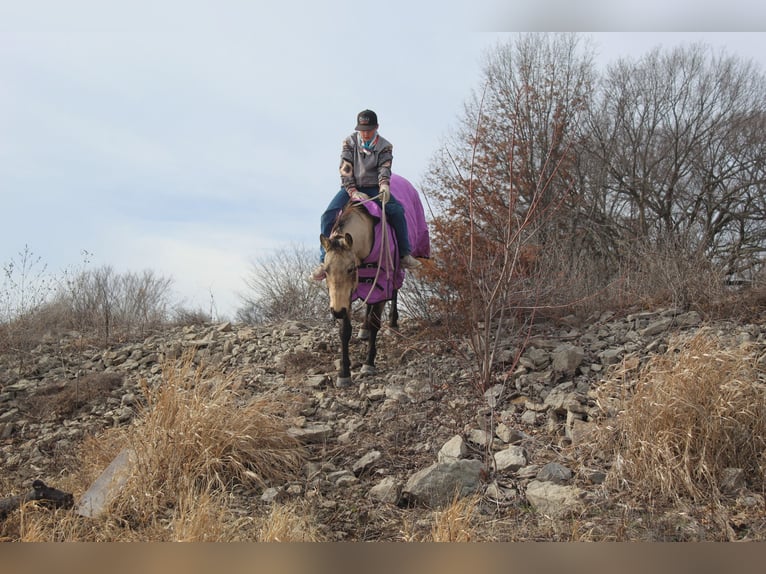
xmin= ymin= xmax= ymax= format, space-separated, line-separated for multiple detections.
xmin=311 ymin=109 xmax=421 ymax=281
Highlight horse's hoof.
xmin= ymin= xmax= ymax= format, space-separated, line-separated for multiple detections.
xmin=335 ymin=376 xmax=353 ymax=388
xmin=360 ymin=364 xmax=377 ymax=376
xmin=357 ymin=328 xmax=370 ymax=341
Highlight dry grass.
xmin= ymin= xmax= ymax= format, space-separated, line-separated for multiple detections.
xmin=257 ymin=500 xmax=324 ymax=542
xmin=428 ymin=494 xmax=481 ymax=542
xmin=11 ymin=352 xmax=308 ymax=541
xmin=398 ymin=494 xmax=482 ymax=542
xmin=600 ymin=329 xmax=766 ymax=505
xmin=126 ymin=354 xmax=306 ymax=492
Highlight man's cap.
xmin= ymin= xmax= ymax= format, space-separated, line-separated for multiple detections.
xmin=355 ymin=109 xmax=378 ymax=131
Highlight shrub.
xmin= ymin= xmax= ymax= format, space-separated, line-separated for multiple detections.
xmin=237 ymin=244 xmax=327 ymax=324
xmin=601 ymin=330 xmax=766 ymax=504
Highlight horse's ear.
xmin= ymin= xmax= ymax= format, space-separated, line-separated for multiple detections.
xmin=344 ymin=233 xmax=353 ymax=248
xmin=320 ymin=234 xmax=331 ymax=250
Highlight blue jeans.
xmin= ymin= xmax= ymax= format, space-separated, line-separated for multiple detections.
xmin=320 ymin=186 xmax=411 ymax=262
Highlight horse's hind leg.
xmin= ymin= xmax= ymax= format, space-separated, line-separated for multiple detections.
xmin=390 ymin=289 xmax=399 ymax=329
xmin=360 ymin=302 xmax=384 ymax=375
xmin=360 ymin=292 xmax=397 ymax=340
xmin=358 ymin=305 xmax=371 ymax=340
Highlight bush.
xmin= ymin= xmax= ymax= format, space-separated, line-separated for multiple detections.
xmin=237 ymin=244 xmax=328 ymax=324
xmin=55 ymin=265 xmax=174 ymax=342
xmin=600 ymin=330 xmax=766 ymax=504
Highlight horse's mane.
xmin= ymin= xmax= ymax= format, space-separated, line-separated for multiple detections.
xmin=327 ymin=201 xmax=375 ymax=256
xmin=331 ymin=202 xmax=372 ymax=236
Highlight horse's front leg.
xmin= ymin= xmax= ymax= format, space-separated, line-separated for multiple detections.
xmin=360 ymin=302 xmax=384 ymax=376
xmin=337 ymin=314 xmax=353 ymax=387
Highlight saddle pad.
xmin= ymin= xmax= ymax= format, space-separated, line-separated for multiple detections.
xmin=352 ymin=173 xmax=430 ymax=304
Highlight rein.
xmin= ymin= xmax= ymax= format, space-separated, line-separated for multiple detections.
xmin=350 ymin=192 xmax=395 ymax=306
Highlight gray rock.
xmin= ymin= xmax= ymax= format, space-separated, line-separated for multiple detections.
xmin=640 ymin=318 xmax=673 ymax=337
xmin=438 ymin=435 xmax=468 ymax=463
xmin=368 ymin=476 xmax=401 ymax=504
xmin=520 ymin=410 xmax=538 ymax=426
xmin=467 ymin=429 xmax=491 ymax=447
xmin=544 ymin=383 xmax=576 ymax=413
xmin=598 ymin=347 xmax=624 ymax=365
xmin=525 ymin=480 xmax=585 ymax=518
xmin=287 ymin=422 xmax=332 ymax=443
xmin=402 ymin=459 xmax=484 ymax=509
xmin=352 ymin=450 xmax=382 ymax=476
xmin=494 ymin=446 xmax=527 ymax=472
xmin=495 ymin=423 xmax=526 ymax=444
xmin=551 ymin=344 xmax=584 ymax=375
xmin=526 ymin=347 xmax=550 ymax=368
xmin=536 ymin=462 xmax=573 ymax=484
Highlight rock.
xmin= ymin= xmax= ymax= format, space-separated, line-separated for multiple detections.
xmin=526 ymin=347 xmax=550 ymax=368
xmin=328 ymin=470 xmax=358 ymax=486
xmin=486 ymin=481 xmax=517 ymax=502
xmin=598 ymin=347 xmax=624 ymax=365
xmin=467 ymin=429 xmax=491 ymax=447
xmin=525 ymin=480 xmax=585 ymax=518
xmin=483 ymin=384 xmax=506 ymax=407
xmin=287 ymin=423 xmax=332 ymax=443
xmin=402 ymin=459 xmax=484 ymax=509
xmin=551 ymin=344 xmax=584 ymax=376
xmin=494 ymin=446 xmax=527 ymax=472
xmin=640 ymin=318 xmax=673 ymax=337
xmin=352 ymin=450 xmax=382 ymax=476
xmin=3 ymin=312 xmax=765 ymax=541
xmin=261 ymin=487 xmax=285 ymax=503
xmin=438 ymin=435 xmax=468 ymax=463
xmin=567 ymin=418 xmax=596 ymax=445
xmin=543 ymin=382 xmax=576 ymax=413
xmin=520 ymin=410 xmax=538 ymax=426
xmin=536 ymin=462 xmax=573 ymax=484
xmin=404 ymin=379 xmax=434 ymax=403
xmin=495 ymin=423 xmax=526 ymax=444
xmin=368 ymin=476 xmax=401 ymax=504
xmin=675 ymin=311 xmax=702 ymax=327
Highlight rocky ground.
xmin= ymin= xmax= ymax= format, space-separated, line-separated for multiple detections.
xmin=1 ymin=306 xmax=765 ymax=541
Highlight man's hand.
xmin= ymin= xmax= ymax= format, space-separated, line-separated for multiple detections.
xmin=351 ymin=190 xmax=370 ymax=202
xmin=379 ymin=182 xmax=390 ymax=204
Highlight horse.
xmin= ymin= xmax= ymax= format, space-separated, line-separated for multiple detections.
xmin=319 ymin=174 xmax=430 ymax=387
xmin=320 ymin=200 xmax=398 ymax=387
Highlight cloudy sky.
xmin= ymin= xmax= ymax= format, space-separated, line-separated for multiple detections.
xmin=2 ymin=1 xmax=765 ymax=318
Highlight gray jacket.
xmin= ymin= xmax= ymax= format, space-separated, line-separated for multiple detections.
xmin=339 ymin=132 xmax=393 ymax=191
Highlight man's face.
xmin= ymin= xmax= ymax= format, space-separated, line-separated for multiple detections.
xmin=359 ymin=128 xmax=376 ymax=140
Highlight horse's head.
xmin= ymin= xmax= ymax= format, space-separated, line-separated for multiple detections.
xmin=320 ymin=232 xmax=359 ymax=319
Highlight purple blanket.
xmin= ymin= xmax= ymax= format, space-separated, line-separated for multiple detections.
xmin=353 ymin=173 xmax=430 ymax=304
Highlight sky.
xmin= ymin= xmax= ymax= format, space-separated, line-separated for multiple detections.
xmin=2 ymin=1 xmax=766 ymax=319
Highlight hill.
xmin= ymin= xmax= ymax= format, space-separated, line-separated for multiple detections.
xmin=1 ymin=308 xmax=765 ymax=541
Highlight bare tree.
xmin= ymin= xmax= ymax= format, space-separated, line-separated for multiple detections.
xmin=237 ymin=244 xmax=328 ymax=324
xmin=584 ymin=43 xmax=766 ymax=281
xmin=58 ymin=265 xmax=173 ymax=342
xmin=422 ymin=33 xmax=596 ymax=390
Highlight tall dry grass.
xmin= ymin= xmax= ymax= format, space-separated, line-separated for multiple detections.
xmin=12 ymin=352 xmax=314 ymax=541
xmin=398 ymin=494 xmax=482 ymax=542
xmin=600 ymin=329 xmax=766 ymax=504
xmin=428 ymin=494 xmax=481 ymax=542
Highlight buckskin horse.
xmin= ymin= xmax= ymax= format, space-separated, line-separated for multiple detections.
xmin=319 ymin=173 xmax=429 ymax=387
